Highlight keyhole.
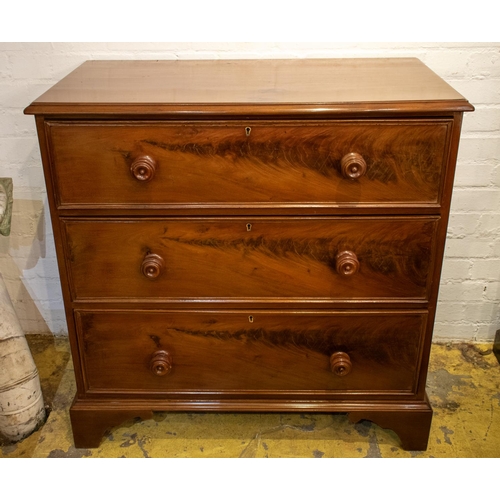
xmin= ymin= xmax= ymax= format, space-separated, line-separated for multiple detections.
xmin=245 ymin=127 xmax=251 ymax=137
xmin=246 ymin=223 xmax=252 ymax=231
xmin=248 ymin=315 xmax=254 ymax=323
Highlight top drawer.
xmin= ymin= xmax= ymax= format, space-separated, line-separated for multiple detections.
xmin=46 ymin=120 xmax=451 ymax=210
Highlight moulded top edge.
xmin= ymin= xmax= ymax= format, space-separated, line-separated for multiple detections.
xmin=24 ymin=100 xmax=475 ymax=116
xmin=24 ymin=58 xmax=474 ymax=115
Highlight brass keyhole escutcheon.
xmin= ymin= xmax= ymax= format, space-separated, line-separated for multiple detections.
xmin=246 ymin=223 xmax=252 ymax=231
xmin=249 ymin=315 xmax=254 ymax=323
xmin=245 ymin=126 xmax=251 ymax=136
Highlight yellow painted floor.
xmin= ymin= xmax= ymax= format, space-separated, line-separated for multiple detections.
xmin=1 ymin=336 xmax=499 ymax=458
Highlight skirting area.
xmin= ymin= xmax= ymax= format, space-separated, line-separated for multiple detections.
xmin=1 ymin=336 xmax=499 ymax=458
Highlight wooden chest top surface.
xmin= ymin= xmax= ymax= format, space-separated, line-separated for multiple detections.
xmin=24 ymin=58 xmax=473 ymax=115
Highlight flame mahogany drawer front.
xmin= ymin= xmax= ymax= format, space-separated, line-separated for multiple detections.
xmin=63 ymin=217 xmax=439 ymax=302
xmin=75 ymin=310 xmax=427 ymax=394
xmin=47 ymin=120 xmax=451 ymax=208
xmin=25 ymin=58 xmax=473 ymax=450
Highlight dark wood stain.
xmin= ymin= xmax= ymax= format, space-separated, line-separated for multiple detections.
xmin=48 ymin=121 xmax=450 ymax=206
xmin=163 ymin=325 xmax=418 ymax=367
xmin=165 ymin=231 xmax=432 ymax=287
xmin=64 ymin=217 xmax=436 ymax=300
xmin=77 ymin=310 xmax=425 ymax=393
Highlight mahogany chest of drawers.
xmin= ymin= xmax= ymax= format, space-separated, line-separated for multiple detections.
xmin=25 ymin=58 xmax=473 ymax=450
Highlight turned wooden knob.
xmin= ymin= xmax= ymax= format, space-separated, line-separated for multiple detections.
xmin=330 ymin=352 xmax=352 ymax=377
xmin=141 ymin=253 xmax=165 ymax=280
xmin=340 ymin=152 xmax=367 ymax=180
xmin=150 ymin=350 xmax=173 ymax=376
xmin=335 ymin=250 xmax=359 ymax=276
xmin=130 ymin=155 xmax=157 ymax=182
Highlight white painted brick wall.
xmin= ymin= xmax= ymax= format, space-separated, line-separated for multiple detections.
xmin=0 ymin=42 xmax=499 ymax=342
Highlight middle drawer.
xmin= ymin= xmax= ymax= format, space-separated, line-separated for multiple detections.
xmin=62 ymin=217 xmax=438 ymax=303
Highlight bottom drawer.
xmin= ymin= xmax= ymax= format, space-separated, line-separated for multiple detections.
xmin=75 ymin=310 xmax=427 ymax=396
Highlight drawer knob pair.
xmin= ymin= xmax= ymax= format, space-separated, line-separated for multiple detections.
xmin=150 ymin=349 xmax=350 ymax=377
xmin=330 ymin=352 xmax=352 ymax=377
xmin=130 ymin=153 xmax=365 ymax=182
xmin=131 ymin=155 xmax=157 ymax=182
xmin=150 ymin=350 xmax=173 ymax=376
xmin=142 ymin=251 xmax=357 ymax=279
xmin=341 ymin=153 xmax=367 ymax=180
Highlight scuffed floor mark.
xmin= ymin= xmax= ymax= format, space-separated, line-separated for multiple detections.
xmin=118 ymin=432 xmax=149 ymax=457
xmin=239 ymin=418 xmax=321 ymax=457
xmin=48 ymin=446 xmax=91 ymax=458
xmin=239 ymin=427 xmax=277 ymax=458
xmin=299 ymin=422 xmax=316 ymax=431
xmin=365 ymin=435 xmax=381 ymax=458
xmin=120 ymin=432 xmax=137 ymax=448
xmin=137 ymin=436 xmax=150 ymax=458
xmin=457 ymin=344 xmax=493 ymax=369
xmin=239 ymin=436 xmax=259 ymax=457
xmin=353 ymin=421 xmax=382 ymax=457
xmin=312 ymin=449 xmax=324 ymax=458
xmin=484 ymin=400 xmax=495 ymax=439
xmin=427 ymin=369 xmax=470 ymax=410
xmin=354 ymin=420 xmax=372 ymax=437
xmin=440 ymin=426 xmax=454 ymax=445
xmin=283 ymin=413 xmax=320 ymax=432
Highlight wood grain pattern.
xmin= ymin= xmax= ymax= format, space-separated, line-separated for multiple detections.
xmin=48 ymin=120 xmax=450 ymax=207
xmin=75 ymin=309 xmax=426 ymax=394
xmin=63 ymin=217 xmax=438 ymax=301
